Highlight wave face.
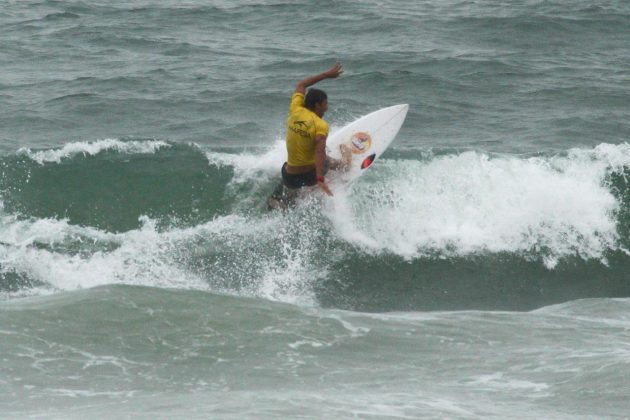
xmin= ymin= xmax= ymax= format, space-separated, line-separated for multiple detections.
xmin=3 ymin=140 xmax=630 ymax=311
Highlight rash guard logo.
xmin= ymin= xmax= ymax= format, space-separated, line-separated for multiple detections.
xmin=289 ymin=120 xmax=311 ymax=138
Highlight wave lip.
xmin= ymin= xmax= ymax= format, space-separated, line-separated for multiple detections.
xmin=17 ymin=139 xmax=171 ymax=165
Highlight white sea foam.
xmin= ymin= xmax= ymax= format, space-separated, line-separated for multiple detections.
xmin=326 ymin=144 xmax=630 ymax=267
xmin=18 ymin=139 xmax=171 ymax=165
xmin=469 ymin=372 xmax=550 ymax=393
xmin=0 ymin=213 xmax=115 ymax=247
xmin=0 ymin=210 xmax=316 ymax=304
xmin=1 ymin=215 xmax=207 ymax=291
xmin=205 ymin=140 xmax=286 ymax=182
xmin=205 ymin=142 xmax=630 ymax=268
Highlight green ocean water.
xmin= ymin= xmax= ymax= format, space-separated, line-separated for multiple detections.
xmin=3 ymin=285 xmax=630 ymax=418
xmin=2 ymin=0 xmax=630 ymax=418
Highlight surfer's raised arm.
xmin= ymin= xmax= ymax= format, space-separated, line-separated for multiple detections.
xmin=295 ymin=62 xmax=343 ymax=94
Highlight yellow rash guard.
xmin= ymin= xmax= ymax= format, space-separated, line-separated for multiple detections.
xmin=285 ymin=92 xmax=329 ymax=166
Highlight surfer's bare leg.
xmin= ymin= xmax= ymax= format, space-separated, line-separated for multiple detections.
xmin=267 ymin=183 xmax=299 ymax=211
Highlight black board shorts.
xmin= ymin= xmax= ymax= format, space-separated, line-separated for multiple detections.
xmin=281 ymin=162 xmax=317 ymax=189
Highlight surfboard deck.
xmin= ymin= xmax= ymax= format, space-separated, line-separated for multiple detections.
xmin=267 ymin=104 xmax=409 ymax=210
xmin=325 ymin=103 xmax=409 ymax=187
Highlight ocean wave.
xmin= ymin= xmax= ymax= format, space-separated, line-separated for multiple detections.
xmin=0 ymin=215 xmax=207 ymax=292
xmin=330 ymin=146 xmax=629 ymax=267
xmin=205 ymin=140 xmax=285 ymax=181
xmin=17 ymin=139 xmax=171 ymax=165
xmin=0 ymin=210 xmax=318 ymax=305
xmin=208 ymin=142 xmax=630 ymax=268
xmin=4 ymin=142 xmax=630 ymax=309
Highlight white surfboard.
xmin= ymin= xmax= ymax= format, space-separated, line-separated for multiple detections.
xmin=326 ymin=104 xmax=409 ymax=186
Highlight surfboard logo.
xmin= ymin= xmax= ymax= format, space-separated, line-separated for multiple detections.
xmin=361 ymin=154 xmax=376 ymax=170
xmin=349 ymin=132 xmax=372 ymax=154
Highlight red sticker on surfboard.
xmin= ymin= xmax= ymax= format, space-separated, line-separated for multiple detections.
xmin=361 ymin=154 xmax=376 ymax=169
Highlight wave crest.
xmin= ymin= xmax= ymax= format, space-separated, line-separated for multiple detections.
xmin=18 ymin=139 xmax=171 ymax=165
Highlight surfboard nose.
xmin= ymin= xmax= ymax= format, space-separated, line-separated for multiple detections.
xmin=388 ymin=104 xmax=409 ymax=114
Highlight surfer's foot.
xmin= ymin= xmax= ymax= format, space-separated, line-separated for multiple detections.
xmin=267 ymin=197 xmax=285 ymax=211
xmin=340 ymin=144 xmax=352 ymax=170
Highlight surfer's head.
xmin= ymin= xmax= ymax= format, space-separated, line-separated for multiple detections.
xmin=305 ymin=88 xmax=328 ymax=117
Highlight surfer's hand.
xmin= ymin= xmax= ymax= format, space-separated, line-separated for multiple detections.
xmin=340 ymin=144 xmax=352 ymax=170
xmin=325 ymin=62 xmax=343 ymax=79
xmin=318 ymin=180 xmax=333 ymax=196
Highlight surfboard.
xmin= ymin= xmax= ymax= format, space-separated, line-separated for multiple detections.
xmin=267 ymin=103 xmax=409 ymax=210
xmin=325 ymin=103 xmax=409 ymax=187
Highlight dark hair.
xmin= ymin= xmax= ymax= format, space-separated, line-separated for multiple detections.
xmin=305 ymin=88 xmax=327 ymax=110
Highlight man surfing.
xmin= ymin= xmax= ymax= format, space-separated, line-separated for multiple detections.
xmin=268 ymin=62 xmax=350 ymax=210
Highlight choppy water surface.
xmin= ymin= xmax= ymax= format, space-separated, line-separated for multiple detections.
xmin=1 ymin=0 xmax=630 ymax=418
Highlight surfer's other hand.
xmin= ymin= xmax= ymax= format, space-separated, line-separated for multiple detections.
xmin=318 ymin=180 xmax=333 ymax=196
xmin=325 ymin=62 xmax=343 ymax=78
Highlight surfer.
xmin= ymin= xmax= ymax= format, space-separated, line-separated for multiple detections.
xmin=268 ymin=62 xmax=350 ymax=210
